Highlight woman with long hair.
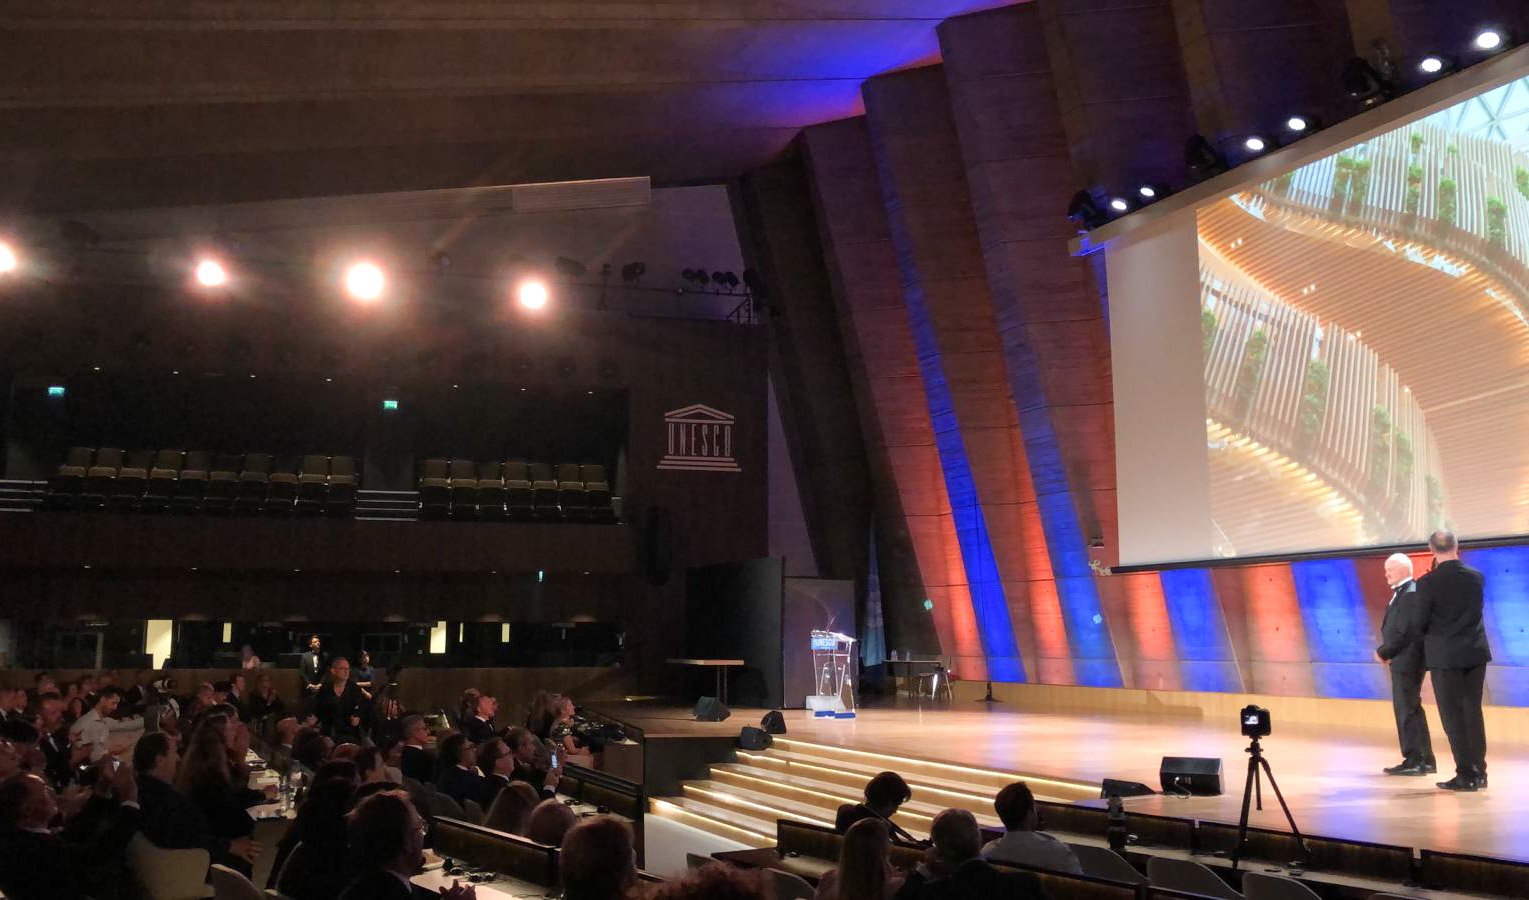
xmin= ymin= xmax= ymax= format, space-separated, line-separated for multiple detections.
xmin=814 ymin=818 xmax=903 ymax=900
xmin=548 ymin=695 xmax=595 ymax=767
xmin=177 ymin=714 xmax=261 ymax=876
xmin=247 ymin=672 xmax=285 ymax=722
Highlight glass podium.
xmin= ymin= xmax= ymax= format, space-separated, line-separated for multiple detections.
xmin=806 ymin=629 xmax=857 ymax=718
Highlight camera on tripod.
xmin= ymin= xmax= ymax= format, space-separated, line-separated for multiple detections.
xmin=1240 ymin=704 xmax=1271 ymax=739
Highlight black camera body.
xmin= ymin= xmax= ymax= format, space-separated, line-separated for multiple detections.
xmin=1240 ymin=704 xmax=1271 ymax=738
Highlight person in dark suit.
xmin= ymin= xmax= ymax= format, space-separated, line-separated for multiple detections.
xmin=463 ymin=694 xmax=497 ymax=744
xmin=397 ymin=715 xmax=436 ymax=783
xmin=503 ymin=726 xmax=561 ymax=799
xmin=134 ymin=732 xmax=261 ymax=867
xmin=892 ymin=808 xmax=1048 ymax=900
xmin=339 ymin=790 xmax=474 ymax=900
xmin=1375 ymin=552 xmax=1436 ymax=775
xmin=1391 ymin=531 xmax=1492 ymax=791
xmin=299 ymin=636 xmax=325 ymax=695
xmin=0 ymin=765 xmax=141 ymax=900
xmin=435 ymin=733 xmax=490 ymax=807
xmin=837 ymin=771 xmax=919 ymax=843
xmin=312 ymin=657 xmax=370 ymax=745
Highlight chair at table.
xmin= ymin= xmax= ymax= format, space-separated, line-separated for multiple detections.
xmin=1147 ymin=856 xmax=1242 ymax=899
xmin=1070 ymin=844 xmax=1147 ymax=885
xmin=209 ymin=864 xmax=264 ymax=900
xmin=770 ymin=868 xmax=815 ymax=900
xmin=686 ymin=853 xmax=712 ymax=871
xmin=462 ymin=798 xmax=485 ymax=825
xmin=914 ymin=657 xmax=954 ymax=701
xmin=1242 ymin=872 xmax=1321 ymax=900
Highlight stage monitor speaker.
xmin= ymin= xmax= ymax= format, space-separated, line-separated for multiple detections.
xmin=738 ymin=726 xmax=772 ymax=750
xmin=693 ymin=696 xmax=730 ymax=722
xmin=761 ymin=710 xmax=787 ymax=734
xmin=1100 ymin=778 xmax=1155 ymax=799
xmin=1160 ymin=756 xmax=1223 ymax=796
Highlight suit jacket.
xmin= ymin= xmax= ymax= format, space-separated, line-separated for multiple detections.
xmin=438 ymin=764 xmax=493 ymax=808
xmin=891 ymin=859 xmax=1050 ymax=900
xmin=509 ymin=761 xmax=557 ymax=799
xmin=312 ymin=681 xmax=369 ymax=744
xmin=299 ymin=651 xmax=325 ymax=688
xmin=1376 ymin=579 xmax=1426 ymax=671
xmin=187 ymin=776 xmax=257 ymax=842
xmin=339 ymin=868 xmax=413 ymax=900
xmin=137 ymin=773 xmax=231 ymax=860
xmin=836 ymin=803 xmax=919 ymax=844
xmin=464 ymin=715 xmax=496 ymax=744
xmin=0 ymin=796 xmax=140 ymax=900
xmin=1405 ymin=560 xmax=1492 ymax=669
xmin=400 ymin=744 xmax=436 ymax=783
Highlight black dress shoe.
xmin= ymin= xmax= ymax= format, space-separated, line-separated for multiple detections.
xmin=1421 ymin=763 xmax=1437 ymax=774
xmin=1384 ymin=762 xmax=1429 ymax=776
xmin=1476 ymin=774 xmax=1487 ymax=789
xmin=1437 ymin=776 xmax=1479 ymax=791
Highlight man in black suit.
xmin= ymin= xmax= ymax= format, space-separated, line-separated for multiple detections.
xmin=338 ymin=790 xmax=474 ymax=900
xmin=134 ymin=732 xmax=261 ymax=868
xmin=463 ymin=694 xmax=497 ymax=744
xmin=1375 ymin=552 xmax=1436 ymax=775
xmin=0 ymin=763 xmax=141 ymax=900
xmin=1391 ymin=531 xmax=1492 ymax=791
xmin=300 ymin=635 xmax=326 ymax=695
xmin=398 ymin=715 xmax=436 ymax=783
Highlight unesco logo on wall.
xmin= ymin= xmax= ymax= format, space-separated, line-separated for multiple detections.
xmin=659 ymin=404 xmax=741 ymax=472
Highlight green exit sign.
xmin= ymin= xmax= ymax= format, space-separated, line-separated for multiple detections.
xmin=382 ymin=399 xmax=399 ymax=411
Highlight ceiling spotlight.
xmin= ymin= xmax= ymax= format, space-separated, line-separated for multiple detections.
xmin=1473 ymin=29 xmax=1504 ymax=52
xmin=1285 ymin=114 xmax=1319 ymax=134
xmin=1185 ymin=135 xmax=1229 ymax=180
xmin=344 ymin=261 xmax=386 ymax=303
xmin=1418 ymin=55 xmax=1451 ymax=76
xmin=1243 ymin=135 xmax=1271 ymax=154
xmin=1343 ymin=57 xmax=1393 ymax=108
xmin=620 ymin=261 xmax=646 ymax=284
xmin=517 ymin=278 xmax=549 ymax=311
xmin=1067 ymin=190 xmax=1109 ymax=230
xmin=1136 ymin=183 xmax=1169 ymax=202
xmin=1108 ymin=197 xmax=1131 ymax=213
xmin=0 ymin=240 xmax=17 ymax=274
xmin=194 ymin=258 xmax=227 ymax=288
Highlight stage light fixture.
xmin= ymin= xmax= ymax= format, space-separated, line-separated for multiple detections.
xmin=1243 ymin=135 xmax=1274 ymax=154
xmin=1473 ymin=28 xmax=1505 ymax=52
xmin=1185 ymin=135 xmax=1229 ymax=180
xmin=1067 ymin=189 xmax=1110 ymax=230
xmin=1135 ymin=183 xmax=1170 ymax=203
xmin=1418 ymin=55 xmax=1451 ymax=76
xmin=1108 ymin=197 xmax=1131 ymax=213
xmin=0 ymin=240 xmax=17 ymax=274
xmin=1343 ymin=57 xmax=1393 ymax=108
xmin=1284 ymin=115 xmax=1319 ymax=134
xmin=194 ymin=258 xmax=227 ymax=288
xmin=516 ymin=278 xmax=550 ymax=311
xmin=344 ymin=261 xmax=386 ymax=302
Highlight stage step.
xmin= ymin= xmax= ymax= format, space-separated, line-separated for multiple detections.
xmin=647 ymin=796 xmax=776 ymax=848
xmin=679 ymin=780 xmax=841 ymax=831
xmin=761 ymin=740 xmax=1100 ymax=802
xmin=712 ymin=763 xmax=1001 ymax=830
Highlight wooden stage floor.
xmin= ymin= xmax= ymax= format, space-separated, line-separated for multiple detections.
xmin=601 ymin=698 xmax=1529 ymax=862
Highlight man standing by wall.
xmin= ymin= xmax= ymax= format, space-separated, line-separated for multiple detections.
xmin=1375 ymin=553 xmax=1435 ymax=775
xmin=1390 ymin=531 xmax=1491 ymax=791
xmin=299 ymin=636 xmax=325 ymax=696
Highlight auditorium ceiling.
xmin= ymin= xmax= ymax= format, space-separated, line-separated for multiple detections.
xmin=0 ymin=0 xmax=1016 ymax=212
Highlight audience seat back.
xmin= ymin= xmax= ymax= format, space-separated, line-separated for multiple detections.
xmin=1147 ymin=856 xmax=1242 ymax=900
xmin=431 ymin=817 xmax=558 ymax=887
xmin=1240 ymin=872 xmax=1322 ymax=900
xmin=1069 ymin=844 xmax=1147 ymax=885
xmin=208 ymin=863 xmax=264 ymax=900
xmin=126 ymin=832 xmax=214 ymax=900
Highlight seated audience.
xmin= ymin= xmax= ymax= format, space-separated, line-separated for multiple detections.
xmin=816 ymin=818 xmax=905 ymax=900
xmin=893 ymin=809 xmax=1047 ymax=900
xmin=503 ymin=725 xmax=560 ymax=797
xmin=378 ymin=736 xmax=405 ymax=784
xmin=525 ymin=690 xmax=558 ymax=740
xmin=560 ymin=817 xmax=638 ymax=900
xmin=134 ymin=732 xmax=262 ymax=869
xmin=356 ymin=745 xmax=394 ymax=785
xmin=981 ymin=782 xmax=1080 ymax=875
xmin=176 ymin=715 xmax=261 ymax=876
xmin=456 ymin=689 xmax=480 ymax=731
xmin=525 ymin=797 xmax=578 ymax=846
xmin=248 ymin=673 xmax=285 ymax=722
xmin=313 ymin=657 xmax=369 ymax=744
xmin=370 ymin=694 xmax=407 ymax=748
xmin=0 ymin=763 xmax=140 ymax=900
xmin=435 ymin=732 xmax=490 ymax=807
xmin=292 ymin=726 xmax=334 ymax=773
xmin=224 ymin=672 xmax=250 ymax=722
xmin=69 ymin=687 xmax=134 ymax=762
xmin=269 ymin=715 xmax=301 ymax=773
xmin=650 ymin=863 xmax=770 ymax=900
xmin=464 ymin=693 xmax=498 ymax=743
xmin=353 ymin=650 xmax=378 ymax=695
xmin=340 ymin=790 xmax=473 ymax=900
xmin=240 ymin=643 xmax=262 ymax=669
xmin=547 ymin=694 xmax=598 ymax=766
xmin=837 ymin=771 xmax=917 ymax=842
xmin=484 ymin=781 xmax=539 ymax=834
xmin=476 ymin=737 xmax=516 ymax=796
xmin=275 ymin=777 xmax=357 ymax=900
xmin=398 ymin=715 xmax=435 ymax=782
xmin=34 ymin=693 xmax=74 ymax=788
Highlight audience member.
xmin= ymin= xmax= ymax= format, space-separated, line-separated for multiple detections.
xmin=503 ymin=725 xmax=560 ymax=797
xmin=176 ymin=716 xmax=260 ymax=876
xmin=292 ymin=726 xmax=335 ymax=772
xmin=525 ymin=797 xmax=578 ymax=847
xmin=650 ymin=863 xmax=770 ymax=900
xmin=476 ymin=737 xmax=516 ymax=795
xmin=240 ymin=644 xmax=262 ymax=669
xmin=370 ymin=694 xmax=407 ymax=747
xmin=465 ymin=693 xmax=498 ymax=743
xmin=248 ymin=673 xmax=285 ymax=722
xmin=224 ymin=672 xmax=250 ymax=721
xmin=313 ymin=657 xmax=370 ymax=744
xmin=32 ymin=673 xmax=58 ymax=700
xmin=339 ymin=790 xmax=474 ymax=900
xmin=435 ymin=732 xmax=490 ymax=807
xmin=816 ymin=818 xmax=904 ymax=900
xmin=356 ymin=745 xmax=394 ymax=785
xmin=525 ymin=690 xmax=558 ymax=740
xmin=68 ymin=687 xmax=129 ymax=762
xmin=378 ymin=736 xmax=405 ymax=783
xmin=892 ymin=808 xmax=1047 ymax=900
xmin=547 ymin=695 xmax=597 ymax=766
xmin=353 ymin=650 xmax=377 ymax=695
xmin=484 ymin=781 xmax=539 ymax=834
xmin=456 ymin=689 xmax=481 ymax=731
xmin=275 ymin=777 xmax=356 ymax=900
xmin=981 ymin=782 xmax=1080 ymax=875
xmin=0 ymin=763 xmax=140 ymax=900
xmin=399 ymin=715 xmax=435 ymax=782
xmin=560 ymin=817 xmax=638 ymax=900
xmin=133 ymin=732 xmax=261 ymax=869
xmin=837 ymin=771 xmax=916 ymax=841
xmin=35 ymin=693 xmax=74 ymax=787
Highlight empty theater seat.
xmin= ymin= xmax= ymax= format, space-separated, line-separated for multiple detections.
xmin=236 ymin=452 xmax=272 ymax=513
xmin=84 ymin=447 xmax=124 ymax=507
xmin=557 ymin=463 xmax=586 ymax=519
xmin=326 ymin=455 xmax=358 ymax=515
xmin=143 ymin=450 xmax=184 ymax=511
xmin=448 ymin=460 xmax=479 ymax=517
xmin=265 ymin=456 xmax=300 ymax=513
xmin=582 ymin=463 xmax=614 ymax=522
xmin=48 ymin=447 xmax=95 ymax=507
xmin=476 ymin=462 xmax=506 ymax=519
xmin=529 ymin=462 xmax=560 ymax=519
xmin=504 ymin=460 xmax=534 ymax=519
xmin=177 ymin=451 xmax=214 ymax=511
xmin=297 ymin=454 xmax=330 ymax=513
xmin=419 ymin=459 xmax=450 ymax=518
xmin=108 ymin=450 xmax=153 ymax=509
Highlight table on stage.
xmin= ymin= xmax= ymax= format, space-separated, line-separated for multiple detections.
xmin=667 ymin=658 xmax=746 ymax=704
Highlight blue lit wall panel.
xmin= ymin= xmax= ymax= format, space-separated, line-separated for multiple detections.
xmin=1291 ymin=559 xmax=1386 ymax=699
xmin=1463 ymin=546 xmax=1529 ymax=706
xmin=1159 ymin=568 xmax=1243 ymax=692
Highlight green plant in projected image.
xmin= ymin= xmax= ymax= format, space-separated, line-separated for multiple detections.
xmin=1438 ymin=177 xmax=1459 ymax=225
xmin=1487 ymin=196 xmax=1509 ymax=245
xmin=1517 ymin=166 xmax=1529 ymax=202
xmin=1201 ymin=307 xmax=1218 ymax=356
xmin=1298 ymin=359 xmax=1329 ymax=442
xmin=1368 ymin=405 xmax=1392 ymax=498
xmin=1235 ymin=328 xmax=1269 ymax=422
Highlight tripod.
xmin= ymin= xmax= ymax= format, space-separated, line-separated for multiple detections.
xmin=1231 ymin=735 xmax=1309 ymax=869
xmin=975 ymin=681 xmax=1000 ymax=703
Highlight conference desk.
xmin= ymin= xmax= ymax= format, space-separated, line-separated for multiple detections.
xmin=712 ymin=847 xmax=835 ymax=883
xmin=411 ymin=868 xmax=549 ymax=899
xmin=666 ymin=657 xmax=745 ymax=705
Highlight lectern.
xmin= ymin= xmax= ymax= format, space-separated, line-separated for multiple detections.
xmin=806 ymin=630 xmax=857 ymax=718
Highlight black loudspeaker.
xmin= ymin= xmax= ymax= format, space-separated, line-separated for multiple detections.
xmin=643 ymin=506 xmax=673 ymax=586
xmin=761 ymin=710 xmax=787 ymax=734
xmin=738 ymin=726 xmax=772 ymax=750
xmin=1100 ymin=778 xmax=1155 ymax=799
xmin=693 ymin=696 xmax=731 ymax=722
xmin=1160 ymin=757 xmax=1223 ymax=796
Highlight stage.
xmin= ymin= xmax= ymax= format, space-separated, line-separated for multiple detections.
xmin=598 ymin=691 xmax=1529 ymax=864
